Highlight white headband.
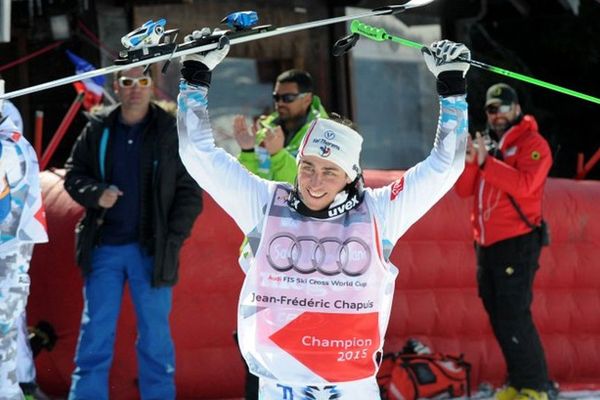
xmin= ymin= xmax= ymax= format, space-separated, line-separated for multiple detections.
xmin=297 ymin=118 xmax=363 ymax=181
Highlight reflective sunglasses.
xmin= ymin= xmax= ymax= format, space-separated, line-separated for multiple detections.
xmin=485 ymin=104 xmax=512 ymax=114
xmin=118 ymin=76 xmax=152 ymax=88
xmin=272 ymin=92 xmax=307 ymax=103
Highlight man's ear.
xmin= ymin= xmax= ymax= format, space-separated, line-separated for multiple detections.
xmin=302 ymin=92 xmax=313 ymax=109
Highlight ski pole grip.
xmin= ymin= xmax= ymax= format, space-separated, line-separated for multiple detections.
xmin=350 ymin=20 xmax=388 ymax=41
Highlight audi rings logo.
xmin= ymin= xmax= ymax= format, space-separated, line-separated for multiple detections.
xmin=266 ymin=233 xmax=371 ymax=276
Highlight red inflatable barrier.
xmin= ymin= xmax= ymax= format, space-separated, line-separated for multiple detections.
xmin=27 ymin=169 xmax=600 ymax=398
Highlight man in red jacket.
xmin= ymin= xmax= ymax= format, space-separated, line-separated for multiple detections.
xmin=455 ymin=83 xmax=552 ymax=400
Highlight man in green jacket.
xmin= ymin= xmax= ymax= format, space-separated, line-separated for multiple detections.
xmin=233 ymin=69 xmax=327 ymax=183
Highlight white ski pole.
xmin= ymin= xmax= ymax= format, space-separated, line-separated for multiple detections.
xmin=0 ymin=0 xmax=435 ymax=100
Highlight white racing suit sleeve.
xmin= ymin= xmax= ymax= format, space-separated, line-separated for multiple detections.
xmin=177 ymin=81 xmax=275 ymax=234
xmin=369 ymin=95 xmax=468 ymax=244
xmin=1 ymin=116 xmax=47 ymax=251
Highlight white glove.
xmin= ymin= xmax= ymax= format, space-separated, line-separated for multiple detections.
xmin=184 ymin=27 xmax=212 ymax=43
xmin=422 ymin=39 xmax=471 ymax=78
xmin=181 ymin=28 xmax=230 ymax=71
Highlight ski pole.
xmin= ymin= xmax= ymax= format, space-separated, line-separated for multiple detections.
xmin=346 ymin=20 xmax=600 ymax=105
xmin=0 ymin=0 xmax=436 ymax=101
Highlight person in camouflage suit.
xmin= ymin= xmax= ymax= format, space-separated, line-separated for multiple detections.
xmin=0 ymin=92 xmax=48 ymax=399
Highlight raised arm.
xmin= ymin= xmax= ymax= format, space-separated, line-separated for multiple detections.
xmin=370 ymin=40 xmax=471 ymax=243
xmin=177 ymin=32 xmax=274 ymax=234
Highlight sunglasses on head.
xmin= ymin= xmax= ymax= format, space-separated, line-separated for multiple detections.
xmin=272 ymin=92 xmax=307 ymax=103
xmin=485 ymin=104 xmax=512 ymax=114
xmin=118 ymin=76 xmax=152 ymax=88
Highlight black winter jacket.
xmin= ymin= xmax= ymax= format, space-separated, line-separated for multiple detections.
xmin=64 ymin=103 xmax=202 ymax=287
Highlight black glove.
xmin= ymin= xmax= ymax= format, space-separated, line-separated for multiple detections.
xmin=29 ymin=320 xmax=57 ymax=357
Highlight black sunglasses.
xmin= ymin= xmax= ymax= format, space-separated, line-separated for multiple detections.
xmin=272 ymin=92 xmax=307 ymax=103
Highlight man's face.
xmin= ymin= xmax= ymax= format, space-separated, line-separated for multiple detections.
xmin=297 ymin=155 xmax=350 ymax=211
xmin=273 ymin=82 xmax=312 ymax=122
xmin=485 ymin=101 xmax=521 ymax=135
xmin=114 ymin=67 xmax=153 ymax=111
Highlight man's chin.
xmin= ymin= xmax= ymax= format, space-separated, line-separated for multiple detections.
xmin=302 ymin=195 xmax=326 ymax=211
xmin=306 ymin=204 xmax=327 ymax=212
xmin=126 ymin=100 xmax=149 ymax=108
xmin=491 ymin=123 xmax=509 ymax=133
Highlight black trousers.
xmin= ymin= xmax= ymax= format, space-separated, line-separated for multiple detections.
xmin=233 ymin=331 xmax=259 ymax=399
xmin=476 ymin=229 xmax=549 ymax=391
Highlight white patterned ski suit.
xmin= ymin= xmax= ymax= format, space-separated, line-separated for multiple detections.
xmin=0 ymin=117 xmax=48 ymax=400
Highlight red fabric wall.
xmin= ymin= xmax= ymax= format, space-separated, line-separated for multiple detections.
xmin=28 ymin=170 xmax=600 ymax=399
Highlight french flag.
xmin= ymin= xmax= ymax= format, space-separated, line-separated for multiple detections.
xmin=66 ymin=50 xmax=105 ymax=110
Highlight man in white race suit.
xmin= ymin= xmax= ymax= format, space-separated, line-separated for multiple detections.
xmin=177 ymin=32 xmax=470 ymax=399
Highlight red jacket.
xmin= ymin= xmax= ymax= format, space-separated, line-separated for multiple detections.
xmin=455 ymin=115 xmax=552 ymax=246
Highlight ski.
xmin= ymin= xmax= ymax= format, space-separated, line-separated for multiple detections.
xmin=0 ymin=0 xmax=435 ymax=100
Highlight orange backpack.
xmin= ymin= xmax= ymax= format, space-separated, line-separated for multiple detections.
xmin=378 ymin=351 xmax=471 ymax=399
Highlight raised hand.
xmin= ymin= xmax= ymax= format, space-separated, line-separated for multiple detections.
xmin=233 ymin=115 xmax=256 ymax=151
xmin=465 ymin=135 xmax=476 ymax=164
xmin=423 ymin=40 xmax=470 ymax=77
xmin=180 ymin=28 xmax=230 ymax=87
xmin=181 ymin=28 xmax=230 ymax=71
xmin=474 ymin=131 xmax=488 ymax=167
xmin=262 ymin=126 xmax=285 ymax=155
xmin=422 ymin=39 xmax=471 ymax=96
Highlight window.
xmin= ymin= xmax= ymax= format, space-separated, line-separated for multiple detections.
xmin=346 ymin=8 xmax=441 ymax=169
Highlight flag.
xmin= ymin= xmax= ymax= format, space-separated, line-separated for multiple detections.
xmin=66 ymin=50 xmax=105 ymax=110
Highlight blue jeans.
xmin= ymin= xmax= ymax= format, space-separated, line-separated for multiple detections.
xmin=69 ymin=243 xmax=175 ymax=400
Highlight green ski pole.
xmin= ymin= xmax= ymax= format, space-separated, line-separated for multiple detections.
xmin=348 ymin=20 xmax=600 ymax=105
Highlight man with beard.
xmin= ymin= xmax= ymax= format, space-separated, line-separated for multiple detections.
xmin=455 ymin=83 xmax=553 ymax=400
xmin=232 ymin=69 xmax=327 ymax=183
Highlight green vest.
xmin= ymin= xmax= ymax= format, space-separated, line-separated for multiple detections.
xmin=238 ymin=95 xmax=328 ymax=183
